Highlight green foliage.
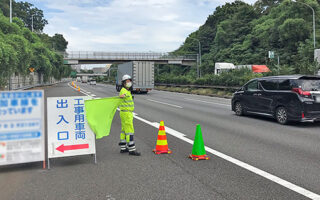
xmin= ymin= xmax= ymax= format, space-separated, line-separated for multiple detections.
xmin=38 ymin=33 xmax=68 ymax=52
xmin=51 ymin=34 xmax=68 ymax=52
xmin=156 ymin=68 xmax=262 ymax=87
xmin=0 ymin=10 xmax=70 ymax=86
xmin=160 ymin=0 xmax=320 ymax=87
xmin=0 ymin=0 xmax=48 ymax=32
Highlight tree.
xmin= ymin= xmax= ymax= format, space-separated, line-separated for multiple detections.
xmin=51 ymin=34 xmax=68 ymax=52
xmin=254 ymin=0 xmax=285 ymax=14
xmin=158 ymin=0 xmax=320 ymax=86
xmin=0 ymin=3 xmax=70 ymax=88
xmin=0 ymin=0 xmax=48 ymax=32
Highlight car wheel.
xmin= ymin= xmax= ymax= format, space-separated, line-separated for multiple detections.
xmin=235 ymin=102 xmax=244 ymax=116
xmin=276 ymin=107 xmax=288 ymax=125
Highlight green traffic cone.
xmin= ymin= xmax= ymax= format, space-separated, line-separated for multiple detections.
xmin=189 ymin=124 xmax=210 ymax=161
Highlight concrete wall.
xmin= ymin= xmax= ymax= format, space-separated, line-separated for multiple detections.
xmin=1 ymin=73 xmax=70 ymax=91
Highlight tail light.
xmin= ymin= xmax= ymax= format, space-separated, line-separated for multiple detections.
xmin=292 ymin=88 xmax=312 ymax=98
xmin=302 ymin=112 xmax=305 ymax=118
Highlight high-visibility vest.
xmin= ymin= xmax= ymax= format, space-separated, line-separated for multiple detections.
xmin=119 ymin=87 xmax=134 ymax=112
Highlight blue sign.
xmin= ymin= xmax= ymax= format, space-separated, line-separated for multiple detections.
xmin=0 ymin=90 xmax=45 ymax=166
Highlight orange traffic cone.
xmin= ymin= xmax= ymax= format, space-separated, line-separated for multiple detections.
xmin=189 ymin=124 xmax=210 ymax=161
xmin=71 ymin=81 xmax=74 ymax=86
xmin=153 ymin=121 xmax=172 ymax=154
xmin=78 ymin=86 xmax=80 ymax=92
xmin=74 ymin=84 xmax=77 ymax=88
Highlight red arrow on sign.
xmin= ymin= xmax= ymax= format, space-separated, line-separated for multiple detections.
xmin=56 ymin=144 xmax=89 ymax=153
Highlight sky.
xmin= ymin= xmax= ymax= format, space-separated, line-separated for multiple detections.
xmin=26 ymin=0 xmax=257 ymax=53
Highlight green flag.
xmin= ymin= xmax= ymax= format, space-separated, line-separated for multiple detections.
xmin=84 ymin=97 xmax=122 ymax=139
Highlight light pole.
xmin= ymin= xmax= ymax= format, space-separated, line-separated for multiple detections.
xmin=292 ymin=0 xmax=316 ymax=49
xmin=10 ymin=0 xmax=12 ymax=23
xmin=188 ymin=38 xmax=201 ymax=78
xmin=9 ymin=0 xmax=12 ymax=90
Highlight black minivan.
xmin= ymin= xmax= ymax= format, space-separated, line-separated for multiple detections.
xmin=232 ymin=75 xmax=320 ymax=124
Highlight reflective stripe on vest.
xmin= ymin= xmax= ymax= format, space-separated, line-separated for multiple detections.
xmin=119 ymin=88 xmax=134 ymax=111
xmin=119 ymin=105 xmax=134 ymax=108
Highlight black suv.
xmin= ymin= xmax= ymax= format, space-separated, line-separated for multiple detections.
xmin=232 ymin=75 xmax=320 ymax=124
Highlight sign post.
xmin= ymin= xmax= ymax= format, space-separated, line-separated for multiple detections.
xmin=47 ymin=96 xmax=96 ymax=169
xmin=0 ymin=90 xmax=45 ymax=167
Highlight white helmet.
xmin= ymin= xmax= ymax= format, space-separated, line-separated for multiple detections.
xmin=122 ymin=74 xmax=131 ymax=81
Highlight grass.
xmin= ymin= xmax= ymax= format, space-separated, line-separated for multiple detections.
xmin=155 ymin=86 xmax=233 ymax=98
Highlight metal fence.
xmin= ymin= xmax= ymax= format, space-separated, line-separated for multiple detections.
xmin=63 ymin=51 xmax=197 ymax=61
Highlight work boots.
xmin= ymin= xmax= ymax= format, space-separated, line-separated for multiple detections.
xmin=129 ymin=150 xmax=141 ymax=156
xmin=120 ymin=148 xmax=129 ymax=153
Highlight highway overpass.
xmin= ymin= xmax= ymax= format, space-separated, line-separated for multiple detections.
xmin=63 ymin=51 xmax=197 ymax=66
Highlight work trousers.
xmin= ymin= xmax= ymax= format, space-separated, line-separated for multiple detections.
xmin=119 ymin=111 xmax=136 ymax=152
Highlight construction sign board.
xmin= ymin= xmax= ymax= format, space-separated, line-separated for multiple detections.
xmin=0 ymin=90 xmax=45 ymax=166
xmin=47 ymin=96 xmax=96 ymax=161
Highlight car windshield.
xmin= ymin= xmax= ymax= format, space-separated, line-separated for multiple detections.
xmin=296 ymin=79 xmax=320 ymax=91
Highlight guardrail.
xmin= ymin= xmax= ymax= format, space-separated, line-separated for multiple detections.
xmin=155 ymin=83 xmax=240 ymax=91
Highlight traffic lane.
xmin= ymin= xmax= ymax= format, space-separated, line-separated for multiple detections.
xmin=147 ymin=89 xmax=231 ymax=105
xmin=132 ymin=96 xmax=320 ymax=194
xmin=74 ymin=82 xmax=320 ymax=195
xmin=77 ymin=83 xmax=320 ymax=163
xmin=1 ymin=82 xmax=220 ymax=200
xmin=90 ymin=83 xmax=232 ymax=106
xmin=120 ymin=87 xmax=320 ymax=194
xmin=129 ymin=113 xmax=306 ymax=200
xmin=87 ymin=83 xmax=118 ymax=97
xmin=76 ymin=82 xmax=320 ymax=168
xmin=44 ymin=82 xmax=84 ymax=97
xmin=146 ymin=88 xmax=320 ymax=137
xmin=7 ymin=112 xmax=306 ymax=200
xmin=79 ymin=82 xmax=118 ymax=97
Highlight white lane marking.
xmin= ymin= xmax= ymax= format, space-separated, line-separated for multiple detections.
xmin=67 ymin=82 xmax=91 ymax=96
xmin=132 ymin=115 xmax=320 ymax=200
xmin=67 ymin=82 xmax=98 ymax=98
xmin=185 ymin=98 xmax=230 ymax=107
xmin=147 ymin=99 xmax=183 ymax=109
xmin=74 ymin=84 xmax=320 ymax=200
xmin=155 ymin=89 xmax=232 ymax=100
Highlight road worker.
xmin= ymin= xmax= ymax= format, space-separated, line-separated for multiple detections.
xmin=118 ymin=74 xmax=141 ymax=156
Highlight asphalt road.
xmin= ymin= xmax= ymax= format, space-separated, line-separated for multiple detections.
xmin=0 ymin=82 xmax=319 ymax=200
